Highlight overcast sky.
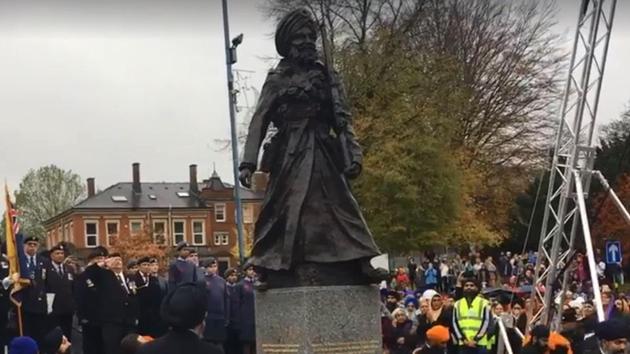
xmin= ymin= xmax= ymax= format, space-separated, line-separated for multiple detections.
xmin=1 ymin=0 xmax=629 ymax=211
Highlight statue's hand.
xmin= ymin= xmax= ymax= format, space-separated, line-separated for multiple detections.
xmin=239 ymin=168 xmax=253 ymax=188
xmin=344 ymin=162 xmax=362 ymax=180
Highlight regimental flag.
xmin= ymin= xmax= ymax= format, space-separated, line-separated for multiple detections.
xmin=4 ymin=184 xmax=30 ymax=306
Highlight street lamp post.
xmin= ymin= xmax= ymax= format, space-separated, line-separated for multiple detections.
xmin=221 ymin=0 xmax=246 ymax=265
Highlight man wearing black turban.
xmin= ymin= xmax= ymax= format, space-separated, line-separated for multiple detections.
xmin=137 ymin=282 xmax=222 ymax=354
xmin=238 ymin=8 xmax=386 ymax=288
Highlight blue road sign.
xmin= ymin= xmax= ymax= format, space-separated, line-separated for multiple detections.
xmin=605 ymin=241 xmax=622 ymax=264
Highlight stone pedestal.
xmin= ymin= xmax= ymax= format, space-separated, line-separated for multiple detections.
xmin=255 ymin=285 xmax=382 ymax=354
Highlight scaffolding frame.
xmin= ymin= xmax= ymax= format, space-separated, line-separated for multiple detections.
xmin=531 ymin=0 xmax=619 ymax=328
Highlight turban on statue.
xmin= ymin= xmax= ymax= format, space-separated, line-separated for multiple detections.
xmin=275 ymin=8 xmax=318 ymax=57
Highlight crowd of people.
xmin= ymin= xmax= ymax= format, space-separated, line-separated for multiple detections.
xmin=380 ymin=252 xmax=630 ymax=354
xmin=1 ymin=238 xmax=257 ymax=354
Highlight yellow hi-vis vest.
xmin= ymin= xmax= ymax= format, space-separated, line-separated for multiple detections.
xmin=455 ymin=296 xmax=489 ymax=346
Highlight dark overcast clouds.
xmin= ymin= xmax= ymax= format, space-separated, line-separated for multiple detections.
xmin=0 ymin=0 xmax=628 ymax=215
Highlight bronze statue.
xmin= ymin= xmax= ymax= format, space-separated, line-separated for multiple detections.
xmin=238 ymin=8 xmax=387 ymax=288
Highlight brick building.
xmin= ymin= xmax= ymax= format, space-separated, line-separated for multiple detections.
xmin=43 ymin=163 xmax=266 ymax=269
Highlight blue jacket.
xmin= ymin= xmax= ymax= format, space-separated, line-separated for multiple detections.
xmin=167 ymin=258 xmax=197 ymax=289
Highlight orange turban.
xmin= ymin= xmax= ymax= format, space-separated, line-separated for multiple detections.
xmin=426 ymin=325 xmax=450 ymax=343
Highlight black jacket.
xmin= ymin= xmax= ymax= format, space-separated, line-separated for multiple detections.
xmin=137 ymin=329 xmax=223 ymax=354
xmin=46 ymin=262 xmax=75 ymax=315
xmin=134 ymin=272 xmax=165 ymax=337
xmin=98 ymin=270 xmax=138 ymax=327
xmin=74 ymin=263 xmax=104 ymax=325
xmin=22 ymin=255 xmax=48 ymax=315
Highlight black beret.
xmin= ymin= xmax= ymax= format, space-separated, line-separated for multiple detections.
xmin=201 ymin=257 xmax=217 ymax=268
xmin=87 ymin=246 xmax=109 ymax=260
xmin=149 ymin=257 xmax=159 ymax=264
xmin=49 ymin=243 xmax=65 ymax=253
xmin=175 ymin=241 xmax=188 ymax=252
xmin=127 ymin=259 xmax=138 ymax=268
xmin=224 ymin=268 xmax=238 ymax=278
xmin=137 ymin=257 xmax=151 ymax=265
xmin=161 ymin=282 xmax=208 ymax=329
xmin=531 ymin=325 xmax=550 ymax=339
xmin=596 ymin=319 xmax=628 ymax=340
xmin=42 ymin=327 xmax=63 ymax=354
xmin=108 ymin=252 xmax=122 ymax=259
xmin=275 ymin=8 xmax=318 ymax=57
xmin=23 ymin=236 xmax=39 ymax=244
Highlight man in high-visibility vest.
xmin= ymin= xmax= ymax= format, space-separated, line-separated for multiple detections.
xmin=452 ymin=277 xmax=492 ymax=354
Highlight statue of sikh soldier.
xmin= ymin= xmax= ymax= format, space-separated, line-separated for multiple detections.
xmin=238 ymin=8 xmax=387 ymax=288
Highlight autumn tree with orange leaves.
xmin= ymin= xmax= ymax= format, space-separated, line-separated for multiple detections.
xmin=110 ymin=221 xmax=169 ymax=272
xmin=592 ymin=174 xmax=630 ymax=265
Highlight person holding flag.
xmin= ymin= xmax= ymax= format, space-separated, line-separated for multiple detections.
xmin=4 ymin=184 xmax=47 ymax=344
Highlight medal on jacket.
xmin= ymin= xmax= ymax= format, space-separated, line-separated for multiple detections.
xmin=42 ymin=267 xmax=46 ymax=280
xmin=68 ymin=273 xmax=73 ymax=281
xmin=86 ymin=279 xmax=94 ymax=288
xmin=1 ymin=261 xmax=7 ymax=269
xmin=129 ymin=281 xmax=136 ymax=294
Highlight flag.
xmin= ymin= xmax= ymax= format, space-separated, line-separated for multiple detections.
xmin=4 ymin=184 xmax=30 ymax=306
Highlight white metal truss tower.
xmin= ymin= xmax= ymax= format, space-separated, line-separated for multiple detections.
xmin=531 ymin=0 xmax=618 ymax=327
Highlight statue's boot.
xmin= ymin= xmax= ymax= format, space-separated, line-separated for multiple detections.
xmin=360 ymin=258 xmax=390 ymax=283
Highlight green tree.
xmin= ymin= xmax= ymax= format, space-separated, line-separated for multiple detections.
xmin=593 ymin=106 xmax=630 ymax=191
xmin=15 ymin=165 xmax=84 ymax=241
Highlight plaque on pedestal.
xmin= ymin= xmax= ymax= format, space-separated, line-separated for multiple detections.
xmin=255 ymin=285 xmax=382 ymax=354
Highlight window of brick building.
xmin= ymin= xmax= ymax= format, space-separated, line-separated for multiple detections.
xmin=213 ymin=232 xmax=229 ymax=246
xmin=130 ymin=220 xmax=143 ymax=235
xmin=153 ymin=220 xmax=166 ymax=245
xmin=215 ymin=203 xmax=226 ymax=222
xmin=243 ymin=204 xmax=254 ymax=224
xmin=192 ymin=220 xmax=205 ymax=246
xmin=106 ymin=221 xmax=119 ymax=246
xmin=172 ymin=220 xmax=185 ymax=245
xmin=84 ymin=221 xmax=99 ymax=247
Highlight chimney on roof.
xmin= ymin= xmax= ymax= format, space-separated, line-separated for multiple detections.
xmin=87 ymin=178 xmax=95 ymax=197
xmin=132 ymin=162 xmax=141 ymax=194
xmin=189 ymin=164 xmax=199 ymax=194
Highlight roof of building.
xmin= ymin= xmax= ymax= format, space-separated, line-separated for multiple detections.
xmin=72 ymin=181 xmax=263 ymax=210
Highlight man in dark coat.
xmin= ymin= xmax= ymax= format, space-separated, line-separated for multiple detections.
xmin=237 ymin=265 xmax=256 ymax=354
xmin=137 ymin=282 xmax=223 ymax=354
xmin=98 ymin=253 xmax=139 ymax=354
xmin=167 ymin=243 xmax=197 ymax=289
xmin=202 ymin=258 xmax=228 ymax=346
xmin=21 ymin=236 xmax=49 ymax=344
xmin=224 ymin=268 xmax=240 ymax=354
xmin=46 ymin=243 xmax=76 ymax=340
xmin=74 ymin=246 xmax=108 ymax=354
xmin=134 ymin=257 xmax=165 ymax=338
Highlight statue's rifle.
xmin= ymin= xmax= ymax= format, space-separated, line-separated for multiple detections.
xmin=319 ymin=16 xmax=352 ymax=172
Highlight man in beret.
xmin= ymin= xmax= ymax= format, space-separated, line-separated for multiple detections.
xmin=74 ymin=246 xmax=108 ymax=354
xmin=21 ymin=236 xmax=49 ymax=344
xmin=134 ymin=256 xmax=164 ymax=338
xmin=237 ymin=265 xmax=257 ymax=354
xmin=167 ymin=244 xmax=197 ymax=289
xmin=137 ymin=282 xmax=222 ymax=354
xmin=126 ymin=259 xmax=139 ymax=277
xmin=224 ymin=268 xmax=241 ymax=354
xmin=46 ymin=243 xmax=76 ymax=340
xmin=202 ymin=258 xmax=229 ymax=347
xmin=99 ymin=253 xmax=139 ymax=354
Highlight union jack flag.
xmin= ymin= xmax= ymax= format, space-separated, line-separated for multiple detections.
xmin=9 ymin=205 xmax=21 ymax=235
